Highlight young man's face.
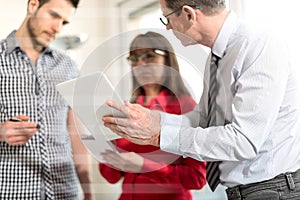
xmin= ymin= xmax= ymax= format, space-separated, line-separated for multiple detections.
xmin=27 ymin=0 xmax=75 ymax=47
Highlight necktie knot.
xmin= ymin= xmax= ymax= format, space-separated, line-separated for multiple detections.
xmin=211 ymin=54 xmax=219 ymax=63
xmin=211 ymin=54 xmax=220 ymax=67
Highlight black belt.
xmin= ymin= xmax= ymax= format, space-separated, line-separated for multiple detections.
xmin=226 ymin=169 xmax=300 ymax=199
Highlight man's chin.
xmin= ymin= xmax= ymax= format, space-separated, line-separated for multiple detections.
xmin=178 ymin=38 xmax=196 ymax=47
xmin=32 ymin=38 xmax=50 ymax=49
xmin=43 ymin=38 xmax=52 ymax=47
xmin=173 ymin=32 xmax=195 ymax=46
xmin=38 ymin=40 xmax=51 ymax=48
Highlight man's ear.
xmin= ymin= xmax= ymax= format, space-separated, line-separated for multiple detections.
xmin=27 ymin=0 xmax=40 ymax=14
xmin=182 ymin=5 xmax=197 ymax=23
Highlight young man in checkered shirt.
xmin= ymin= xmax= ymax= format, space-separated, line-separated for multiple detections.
xmin=0 ymin=0 xmax=94 ymax=199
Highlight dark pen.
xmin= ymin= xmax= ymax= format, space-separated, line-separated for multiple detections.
xmin=9 ymin=118 xmax=41 ymax=129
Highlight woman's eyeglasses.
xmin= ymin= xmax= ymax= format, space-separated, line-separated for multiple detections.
xmin=127 ymin=49 xmax=167 ymax=64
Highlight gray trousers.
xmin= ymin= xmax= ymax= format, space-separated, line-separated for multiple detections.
xmin=226 ymin=169 xmax=300 ymax=200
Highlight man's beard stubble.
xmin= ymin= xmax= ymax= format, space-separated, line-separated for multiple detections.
xmin=27 ymin=17 xmax=47 ymax=50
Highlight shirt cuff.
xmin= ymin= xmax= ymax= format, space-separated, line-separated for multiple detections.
xmin=159 ymin=112 xmax=184 ymax=155
xmin=160 ymin=124 xmax=181 ymax=154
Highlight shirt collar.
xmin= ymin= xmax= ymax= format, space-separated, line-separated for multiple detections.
xmin=212 ymin=11 xmax=239 ymax=58
xmin=6 ymin=30 xmax=54 ymax=56
xmin=136 ymin=89 xmax=171 ymax=108
xmin=6 ymin=31 xmax=20 ymax=54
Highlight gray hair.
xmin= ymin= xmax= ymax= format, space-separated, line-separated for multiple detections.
xmin=164 ymin=0 xmax=226 ymax=15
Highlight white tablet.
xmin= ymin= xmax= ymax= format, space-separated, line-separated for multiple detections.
xmin=56 ymin=71 xmax=124 ymax=161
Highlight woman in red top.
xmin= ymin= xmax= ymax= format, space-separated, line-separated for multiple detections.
xmin=99 ymin=32 xmax=206 ymax=200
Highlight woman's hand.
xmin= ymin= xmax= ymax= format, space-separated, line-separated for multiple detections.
xmin=101 ymin=150 xmax=144 ymax=173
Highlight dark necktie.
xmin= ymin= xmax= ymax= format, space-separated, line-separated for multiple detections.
xmin=206 ymin=53 xmax=221 ymax=192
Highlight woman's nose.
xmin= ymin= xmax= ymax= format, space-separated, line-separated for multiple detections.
xmin=135 ymin=57 xmax=147 ymax=65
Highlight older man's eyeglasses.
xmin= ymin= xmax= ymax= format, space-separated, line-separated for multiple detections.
xmin=127 ymin=49 xmax=167 ymax=65
xmin=160 ymin=5 xmax=200 ymax=26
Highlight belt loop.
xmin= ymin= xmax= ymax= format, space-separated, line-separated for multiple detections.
xmin=237 ymin=185 xmax=242 ymax=199
xmin=285 ymin=173 xmax=296 ymax=191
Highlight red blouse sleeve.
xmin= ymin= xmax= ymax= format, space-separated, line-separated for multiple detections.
xmin=179 ymin=94 xmax=197 ymax=114
xmin=98 ymin=163 xmax=123 ymax=184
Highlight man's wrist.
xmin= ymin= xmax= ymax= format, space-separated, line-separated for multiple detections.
xmin=150 ymin=132 xmax=160 ymax=147
xmin=150 ymin=110 xmax=162 ymax=147
xmin=0 ymin=124 xmax=3 ymax=141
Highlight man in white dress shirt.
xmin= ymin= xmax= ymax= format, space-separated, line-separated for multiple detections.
xmin=102 ymin=0 xmax=300 ymax=199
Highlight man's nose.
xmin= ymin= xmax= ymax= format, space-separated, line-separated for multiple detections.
xmin=52 ymin=20 xmax=63 ymax=34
